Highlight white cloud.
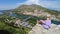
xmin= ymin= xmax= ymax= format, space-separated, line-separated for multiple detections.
xmin=39 ymin=1 xmax=60 ymax=11
xmin=17 ymin=0 xmax=40 ymax=5
xmin=26 ymin=0 xmax=40 ymax=5
xmin=1 ymin=0 xmax=60 ymax=11
xmin=17 ymin=0 xmax=60 ymax=11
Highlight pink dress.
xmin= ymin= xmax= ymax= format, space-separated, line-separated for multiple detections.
xmin=42 ymin=20 xmax=51 ymax=29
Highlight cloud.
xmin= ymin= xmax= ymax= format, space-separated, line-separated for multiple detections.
xmin=17 ymin=0 xmax=40 ymax=5
xmin=25 ymin=0 xmax=40 ymax=5
xmin=39 ymin=1 xmax=60 ymax=11
xmin=0 ymin=0 xmax=60 ymax=11
xmin=17 ymin=0 xmax=60 ymax=11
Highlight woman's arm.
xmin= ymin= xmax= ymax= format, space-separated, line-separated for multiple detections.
xmin=39 ymin=20 xmax=45 ymax=24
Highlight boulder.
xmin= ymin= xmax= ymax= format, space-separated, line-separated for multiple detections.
xmin=28 ymin=24 xmax=60 ymax=34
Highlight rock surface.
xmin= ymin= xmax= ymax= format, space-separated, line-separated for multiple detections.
xmin=28 ymin=24 xmax=60 ymax=34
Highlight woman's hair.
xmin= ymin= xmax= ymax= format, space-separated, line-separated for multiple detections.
xmin=47 ymin=14 xmax=51 ymax=18
xmin=46 ymin=14 xmax=51 ymax=20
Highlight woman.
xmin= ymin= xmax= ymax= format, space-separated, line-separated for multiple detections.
xmin=39 ymin=15 xmax=51 ymax=30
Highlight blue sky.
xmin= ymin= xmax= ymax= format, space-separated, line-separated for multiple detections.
xmin=0 ymin=0 xmax=27 ymax=10
xmin=0 ymin=0 xmax=60 ymax=11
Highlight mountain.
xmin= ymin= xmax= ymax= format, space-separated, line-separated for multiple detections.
xmin=13 ymin=4 xmax=60 ymax=21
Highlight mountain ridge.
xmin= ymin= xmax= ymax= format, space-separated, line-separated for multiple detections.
xmin=13 ymin=4 xmax=60 ymax=21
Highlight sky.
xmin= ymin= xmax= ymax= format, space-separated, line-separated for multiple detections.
xmin=0 ymin=0 xmax=60 ymax=11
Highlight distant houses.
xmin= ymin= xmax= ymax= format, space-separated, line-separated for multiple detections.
xmin=14 ymin=18 xmax=32 ymax=28
xmin=22 ymin=10 xmax=51 ymax=17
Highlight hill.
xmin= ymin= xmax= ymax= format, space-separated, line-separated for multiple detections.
xmin=13 ymin=4 xmax=60 ymax=21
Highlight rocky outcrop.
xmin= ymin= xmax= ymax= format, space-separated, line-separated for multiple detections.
xmin=28 ymin=24 xmax=60 ymax=34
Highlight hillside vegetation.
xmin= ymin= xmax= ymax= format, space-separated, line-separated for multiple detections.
xmin=13 ymin=4 xmax=60 ymax=21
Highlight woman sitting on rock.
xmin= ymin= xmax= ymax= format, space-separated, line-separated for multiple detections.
xmin=39 ymin=15 xmax=51 ymax=30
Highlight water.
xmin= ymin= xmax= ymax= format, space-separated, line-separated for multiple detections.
xmin=0 ymin=12 xmax=3 ymax=15
xmin=51 ymin=20 xmax=60 ymax=25
xmin=9 ymin=12 xmax=28 ymax=19
xmin=0 ymin=10 xmax=4 ymax=15
xmin=9 ymin=12 xmax=16 ymax=16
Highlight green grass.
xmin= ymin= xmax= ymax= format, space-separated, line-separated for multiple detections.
xmin=0 ymin=20 xmax=31 ymax=34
